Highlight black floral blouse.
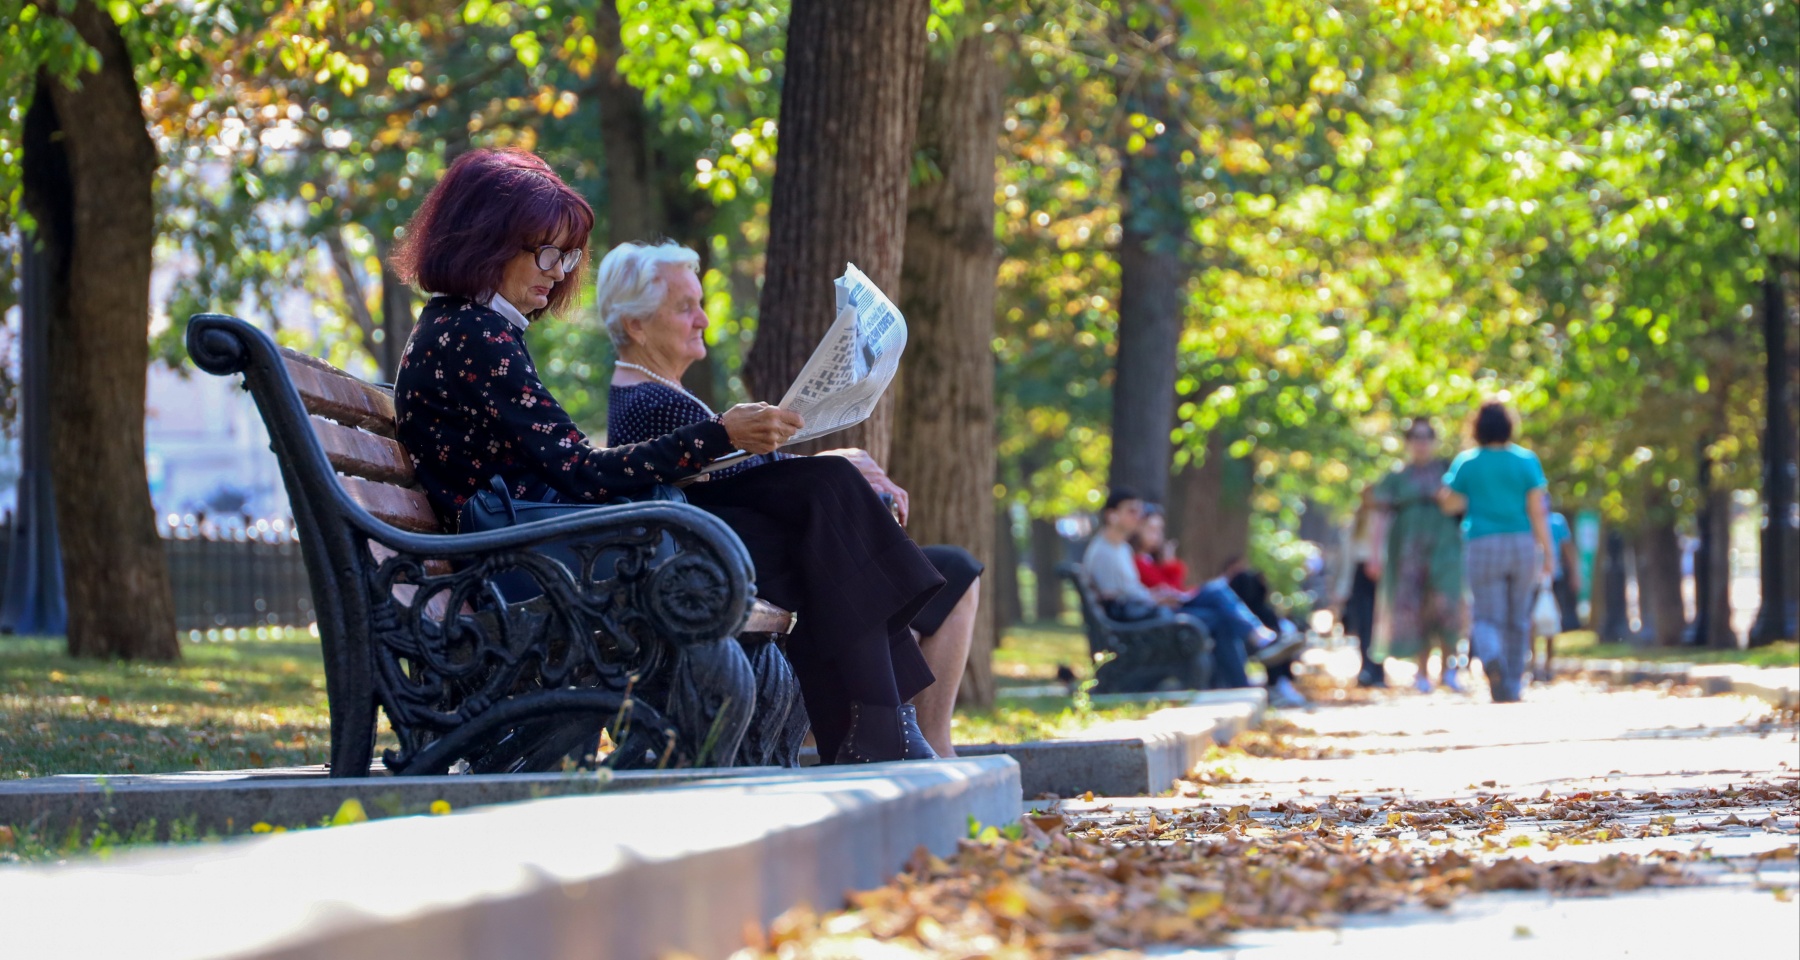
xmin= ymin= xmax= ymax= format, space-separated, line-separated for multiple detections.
xmin=393 ymin=296 xmax=730 ymax=527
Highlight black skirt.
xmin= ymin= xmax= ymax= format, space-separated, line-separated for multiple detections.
xmin=684 ymin=456 xmax=945 ymax=760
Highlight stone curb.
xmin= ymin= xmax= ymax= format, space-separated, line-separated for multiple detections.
xmin=1573 ymin=658 xmax=1799 ymax=708
xmin=0 ymin=765 xmax=792 ymax=841
xmin=0 ymin=756 xmax=1022 ymax=960
xmin=957 ymin=688 xmax=1266 ymax=798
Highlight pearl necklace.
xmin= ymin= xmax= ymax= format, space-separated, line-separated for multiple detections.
xmin=615 ymin=361 xmax=715 ymax=416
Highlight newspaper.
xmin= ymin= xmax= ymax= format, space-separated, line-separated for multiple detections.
xmin=700 ymin=264 xmax=906 ymax=472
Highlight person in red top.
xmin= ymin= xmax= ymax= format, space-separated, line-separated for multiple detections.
xmin=1130 ymin=506 xmax=1191 ymax=592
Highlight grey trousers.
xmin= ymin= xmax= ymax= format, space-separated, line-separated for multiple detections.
xmin=1466 ymin=533 xmax=1541 ymax=702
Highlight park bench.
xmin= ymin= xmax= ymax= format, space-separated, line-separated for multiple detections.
xmin=1059 ymin=562 xmax=1214 ymax=694
xmin=186 ymin=314 xmax=804 ymax=777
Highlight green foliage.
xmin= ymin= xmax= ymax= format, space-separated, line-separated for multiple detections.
xmin=2 ymin=0 xmax=1789 ymax=553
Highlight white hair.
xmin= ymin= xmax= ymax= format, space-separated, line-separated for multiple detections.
xmin=595 ymin=240 xmax=701 ymax=349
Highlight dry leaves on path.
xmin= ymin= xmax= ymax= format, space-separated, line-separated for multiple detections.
xmin=739 ymin=781 xmax=1788 ymax=959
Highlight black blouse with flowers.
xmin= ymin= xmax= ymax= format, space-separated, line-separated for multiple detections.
xmin=393 ymin=296 xmax=730 ymax=527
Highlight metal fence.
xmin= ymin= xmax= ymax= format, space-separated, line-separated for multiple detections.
xmin=0 ymin=518 xmax=315 ymax=632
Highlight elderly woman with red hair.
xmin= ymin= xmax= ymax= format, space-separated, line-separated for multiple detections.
xmin=388 ymin=149 xmax=945 ymax=763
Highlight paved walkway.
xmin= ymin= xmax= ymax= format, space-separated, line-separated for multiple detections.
xmin=1060 ymin=664 xmax=1799 ymax=956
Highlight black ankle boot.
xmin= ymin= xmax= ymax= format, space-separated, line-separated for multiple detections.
xmin=898 ymin=704 xmax=938 ymax=760
xmin=835 ymin=702 xmax=929 ymax=764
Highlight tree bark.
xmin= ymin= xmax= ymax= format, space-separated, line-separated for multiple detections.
xmin=594 ymin=0 xmax=668 ymax=248
xmin=1 ymin=87 xmax=70 ymax=636
xmin=1693 ymin=464 xmax=1736 ymax=648
xmin=1595 ymin=527 xmax=1630 ymax=643
xmin=1028 ymin=517 xmax=1066 ymax=623
xmin=1107 ymin=68 xmax=1186 ymax=504
xmin=743 ymin=0 xmax=931 ymax=463
xmin=891 ymin=31 xmax=1005 ymax=708
xmin=377 ymin=254 xmax=413 ymax=383
xmin=1169 ymin=432 xmax=1252 ymax=584
xmin=1750 ymin=268 xmax=1798 ymax=644
xmin=993 ymin=503 xmax=1023 ymax=629
xmin=1633 ymin=503 xmax=1687 ymax=648
xmin=33 ymin=4 xmax=178 ymax=660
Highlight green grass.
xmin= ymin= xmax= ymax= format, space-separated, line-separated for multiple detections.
xmin=992 ymin=622 xmax=1091 ymax=686
xmin=0 ymin=633 xmax=346 ymax=780
xmin=951 ymin=695 xmax=1176 ymax=746
xmin=1556 ymin=631 xmax=1800 ymax=669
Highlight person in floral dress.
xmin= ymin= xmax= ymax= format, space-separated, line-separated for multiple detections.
xmin=1370 ymin=420 xmax=1467 ymax=692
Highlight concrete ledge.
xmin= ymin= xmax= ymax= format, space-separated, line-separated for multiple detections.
xmin=0 ymin=765 xmax=791 ymax=840
xmin=0 ymin=756 xmax=1021 ymax=960
xmin=959 ymin=688 xmax=1264 ymax=798
xmin=1575 ymin=659 xmax=1798 ymax=709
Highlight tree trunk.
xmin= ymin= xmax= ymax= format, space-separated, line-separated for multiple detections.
xmin=1028 ymin=517 xmax=1066 ymax=623
xmin=1107 ymin=69 xmax=1186 ymax=504
xmin=1595 ymin=527 xmax=1631 ymax=643
xmin=376 ymin=238 xmax=414 ymax=384
xmin=890 ymin=30 xmax=1005 ymax=709
xmin=1634 ymin=504 xmax=1687 ymax=648
xmin=594 ymin=0 xmax=667 ymax=247
xmin=0 ymin=89 xmax=69 ymax=636
xmin=743 ymin=0 xmax=931 ymax=463
xmin=1169 ymin=432 xmax=1252 ymax=584
xmin=1751 ymin=269 xmax=1798 ymax=644
xmin=33 ymin=5 xmax=178 ymax=660
xmin=993 ymin=503 xmax=1023 ymax=629
xmin=1695 ymin=470 xmax=1736 ymax=648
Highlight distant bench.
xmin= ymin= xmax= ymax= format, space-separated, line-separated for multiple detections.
xmin=186 ymin=314 xmax=801 ymax=777
xmin=1060 ymin=563 xmax=1213 ymax=693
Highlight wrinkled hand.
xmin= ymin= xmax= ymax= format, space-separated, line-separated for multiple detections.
xmin=816 ymin=447 xmax=910 ymax=525
xmin=1363 ymin=557 xmax=1383 ymax=582
xmin=720 ymin=403 xmax=803 ymax=455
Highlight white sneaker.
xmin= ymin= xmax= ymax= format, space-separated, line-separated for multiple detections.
xmin=1414 ymin=674 xmax=1434 ymax=694
xmin=1442 ymin=668 xmax=1466 ymax=693
xmin=1269 ymin=677 xmax=1307 ymax=709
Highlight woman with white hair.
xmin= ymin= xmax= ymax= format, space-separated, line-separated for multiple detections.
xmin=600 ymin=240 xmax=983 ymax=759
xmin=392 ymin=151 xmax=946 ymax=764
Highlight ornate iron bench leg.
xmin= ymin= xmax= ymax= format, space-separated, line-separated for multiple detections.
xmin=661 ymin=636 xmax=758 ymax=767
xmin=735 ymin=636 xmax=807 ymax=767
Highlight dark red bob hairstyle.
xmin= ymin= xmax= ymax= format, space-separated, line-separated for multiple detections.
xmin=391 ymin=148 xmax=594 ymax=316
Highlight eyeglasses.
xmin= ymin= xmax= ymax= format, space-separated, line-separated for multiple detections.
xmin=523 ymin=244 xmax=583 ymax=273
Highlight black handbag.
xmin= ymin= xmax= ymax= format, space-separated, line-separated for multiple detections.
xmin=457 ymin=476 xmax=688 ymax=604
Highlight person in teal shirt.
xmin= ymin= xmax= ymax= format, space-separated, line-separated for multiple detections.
xmin=1439 ymin=401 xmax=1553 ymax=703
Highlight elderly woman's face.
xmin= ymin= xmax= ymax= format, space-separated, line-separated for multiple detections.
xmin=626 ymin=265 xmax=709 ymax=371
xmin=497 ymin=243 xmax=575 ymax=313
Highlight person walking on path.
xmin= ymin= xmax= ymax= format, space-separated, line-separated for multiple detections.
xmin=1438 ymin=402 xmax=1554 ymax=704
xmin=1369 ymin=419 xmax=1467 ymax=693
xmin=1337 ymin=487 xmax=1384 ymax=687
xmin=1536 ymin=492 xmax=1582 ymax=680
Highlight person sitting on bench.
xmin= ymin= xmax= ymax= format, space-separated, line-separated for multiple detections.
xmin=597 ymin=240 xmax=981 ymax=758
xmin=389 ymin=148 xmax=946 ymax=764
xmin=1081 ymin=488 xmax=1300 ymax=689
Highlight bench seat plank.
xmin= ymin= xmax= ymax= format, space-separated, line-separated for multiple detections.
xmin=340 ymin=476 xmax=439 ymax=533
xmin=311 ymin=416 xmax=416 ymax=486
xmin=282 ymin=348 xmax=397 ymax=438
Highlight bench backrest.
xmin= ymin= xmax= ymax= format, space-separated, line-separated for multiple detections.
xmin=1057 ymin=562 xmax=1110 ymax=631
xmin=278 ymin=348 xmax=439 ymax=534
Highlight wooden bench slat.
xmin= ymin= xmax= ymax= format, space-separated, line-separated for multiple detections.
xmin=745 ymin=599 xmax=796 ymax=635
xmin=281 ymin=348 xmax=397 ymax=438
xmin=340 ymin=476 xmax=439 ymax=533
xmin=311 ymin=416 xmax=416 ymax=486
